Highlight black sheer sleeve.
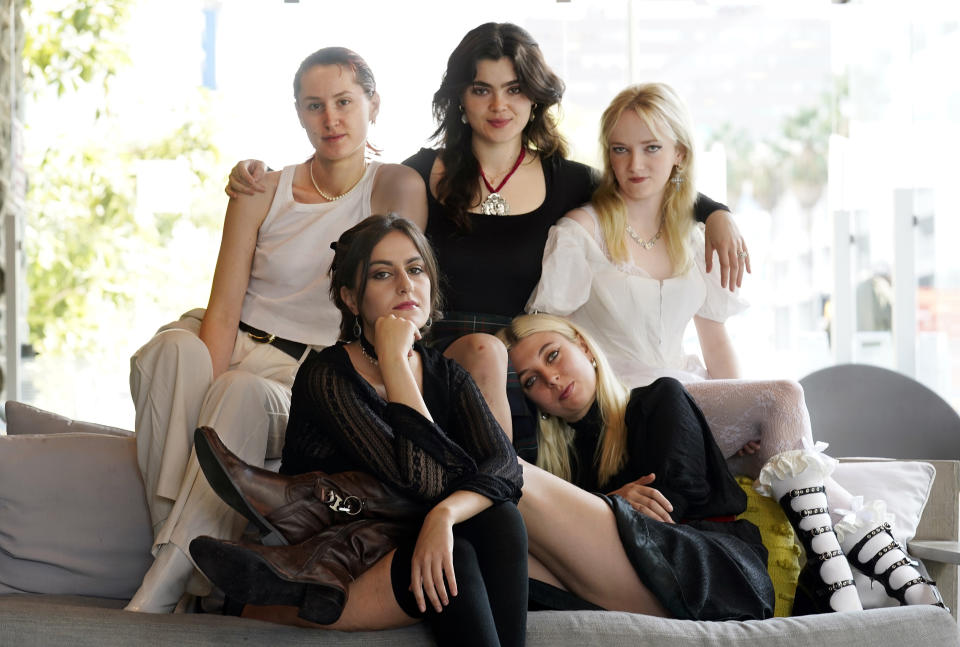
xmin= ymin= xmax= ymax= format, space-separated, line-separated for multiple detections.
xmin=440 ymin=361 xmax=523 ymax=504
xmin=693 ymin=193 xmax=730 ymax=223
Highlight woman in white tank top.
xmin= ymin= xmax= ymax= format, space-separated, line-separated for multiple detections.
xmin=125 ymin=47 xmax=426 ymax=613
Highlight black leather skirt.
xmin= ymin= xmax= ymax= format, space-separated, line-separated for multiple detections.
xmin=604 ymin=493 xmax=775 ymax=621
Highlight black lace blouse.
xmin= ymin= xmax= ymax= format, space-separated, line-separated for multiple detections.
xmin=280 ymin=342 xmax=523 ymax=505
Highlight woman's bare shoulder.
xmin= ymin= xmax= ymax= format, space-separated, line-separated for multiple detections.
xmin=562 ymin=206 xmax=598 ymax=240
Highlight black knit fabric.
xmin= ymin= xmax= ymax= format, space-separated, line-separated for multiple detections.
xmin=280 ymin=343 xmax=522 ymax=506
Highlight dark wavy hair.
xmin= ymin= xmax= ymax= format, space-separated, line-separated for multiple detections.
xmin=294 ymin=47 xmax=380 ymax=155
xmin=329 ymin=214 xmax=443 ymax=341
xmin=431 ymin=23 xmax=568 ymax=230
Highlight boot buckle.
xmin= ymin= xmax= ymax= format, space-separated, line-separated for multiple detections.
xmin=323 ymin=491 xmax=363 ymax=515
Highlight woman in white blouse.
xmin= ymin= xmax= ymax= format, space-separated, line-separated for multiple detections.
xmin=523 ymin=85 xmax=946 ymax=614
xmin=526 ymin=83 xmax=797 ymax=473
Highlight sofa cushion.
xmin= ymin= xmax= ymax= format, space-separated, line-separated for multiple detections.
xmin=0 ymin=432 xmax=152 ymax=598
xmin=4 ymin=401 xmax=132 ymax=437
xmin=0 ymin=595 xmax=957 ymax=647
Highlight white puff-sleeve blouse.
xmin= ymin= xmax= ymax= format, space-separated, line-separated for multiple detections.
xmin=526 ymin=206 xmax=747 ymax=387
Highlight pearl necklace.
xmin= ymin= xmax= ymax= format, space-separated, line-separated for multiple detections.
xmin=310 ymin=156 xmax=366 ymax=202
xmin=625 ymin=219 xmax=664 ymax=250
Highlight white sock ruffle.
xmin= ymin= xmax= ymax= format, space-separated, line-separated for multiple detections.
xmin=754 ymin=448 xmax=837 ymax=499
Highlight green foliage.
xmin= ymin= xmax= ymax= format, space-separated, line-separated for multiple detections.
xmin=22 ymin=0 xmax=132 ymax=98
xmin=22 ymin=0 xmax=223 ymax=357
xmin=24 ymin=119 xmax=221 ymax=356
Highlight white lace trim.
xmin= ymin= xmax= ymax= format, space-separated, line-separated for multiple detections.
xmin=834 ymin=498 xmax=896 ymax=546
xmin=754 ymin=447 xmax=838 ymax=497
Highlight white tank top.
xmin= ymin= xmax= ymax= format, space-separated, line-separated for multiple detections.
xmin=240 ymin=160 xmax=381 ymax=346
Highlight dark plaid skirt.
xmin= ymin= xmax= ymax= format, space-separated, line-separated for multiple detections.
xmin=427 ymin=311 xmax=538 ymax=462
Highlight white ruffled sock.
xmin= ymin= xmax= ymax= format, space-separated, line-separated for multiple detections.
xmin=835 ymin=499 xmax=942 ymax=607
xmin=758 ymin=450 xmax=862 ymax=613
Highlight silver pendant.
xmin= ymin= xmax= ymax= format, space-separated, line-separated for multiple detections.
xmin=481 ymin=192 xmax=509 ymax=216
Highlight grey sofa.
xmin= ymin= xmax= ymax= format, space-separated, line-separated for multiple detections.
xmin=1 ymin=402 xmax=959 ymax=647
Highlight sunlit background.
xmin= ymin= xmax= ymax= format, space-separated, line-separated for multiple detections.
xmin=10 ymin=0 xmax=960 ymax=429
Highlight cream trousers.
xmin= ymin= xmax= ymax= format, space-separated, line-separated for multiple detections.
xmin=129 ymin=308 xmax=308 ymax=580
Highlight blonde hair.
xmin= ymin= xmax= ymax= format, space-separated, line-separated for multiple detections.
xmin=497 ymin=313 xmax=630 ymax=487
xmin=593 ymin=83 xmax=697 ymax=272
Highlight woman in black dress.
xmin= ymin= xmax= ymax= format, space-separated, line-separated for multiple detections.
xmin=498 ymin=312 xmax=774 ymax=620
xmin=402 ymin=22 xmax=744 ymax=456
xmin=190 ymin=214 xmax=527 ymax=647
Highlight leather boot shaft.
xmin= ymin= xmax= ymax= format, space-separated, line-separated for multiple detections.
xmin=195 ymin=426 xmax=427 ymax=545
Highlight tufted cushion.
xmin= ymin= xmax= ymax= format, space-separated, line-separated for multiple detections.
xmin=736 ymin=475 xmax=802 ymax=617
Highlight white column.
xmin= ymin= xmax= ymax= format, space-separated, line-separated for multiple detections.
xmin=829 ymin=134 xmax=853 ymax=364
xmin=893 ymin=188 xmax=917 ymax=377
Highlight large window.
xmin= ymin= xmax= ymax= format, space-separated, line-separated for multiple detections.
xmin=16 ymin=0 xmax=960 ymax=425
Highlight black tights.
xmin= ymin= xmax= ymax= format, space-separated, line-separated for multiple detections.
xmin=390 ymin=502 xmax=528 ymax=647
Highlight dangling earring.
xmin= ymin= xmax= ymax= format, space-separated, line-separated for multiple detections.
xmin=459 ymin=105 xmax=468 ymax=125
xmin=352 ymin=316 xmax=362 ymax=340
xmin=591 ymin=358 xmax=598 ymax=369
xmin=529 ymin=103 xmax=538 ymax=123
xmin=424 ymin=316 xmax=433 ymax=328
xmin=671 ymin=166 xmax=684 ymax=186
xmin=539 ymin=412 xmax=548 ymax=421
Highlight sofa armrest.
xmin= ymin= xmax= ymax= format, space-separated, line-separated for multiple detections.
xmin=840 ymin=458 xmax=959 ymax=619
xmin=912 ymin=459 xmax=960 ymax=619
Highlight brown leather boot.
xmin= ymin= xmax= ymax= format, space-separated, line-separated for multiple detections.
xmin=190 ymin=518 xmax=414 ymax=624
xmin=194 ymin=426 xmax=427 ymax=545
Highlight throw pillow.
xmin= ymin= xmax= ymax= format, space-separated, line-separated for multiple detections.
xmin=736 ymin=475 xmax=802 ymax=617
xmin=832 ymin=460 xmax=937 ymax=609
xmin=0 ymin=432 xmax=153 ymax=598
xmin=4 ymin=400 xmax=132 ymax=437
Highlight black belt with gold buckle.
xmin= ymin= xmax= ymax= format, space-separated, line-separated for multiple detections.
xmin=238 ymin=321 xmax=307 ymax=360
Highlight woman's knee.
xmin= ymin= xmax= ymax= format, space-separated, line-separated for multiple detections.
xmin=459 ymin=503 xmax=527 ymax=561
xmin=773 ymin=379 xmax=805 ymax=409
xmin=134 ymin=328 xmax=209 ymax=368
xmin=446 ymin=334 xmax=508 ymax=378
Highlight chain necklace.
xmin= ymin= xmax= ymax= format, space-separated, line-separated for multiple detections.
xmin=479 ymin=148 xmax=526 ymax=216
xmin=357 ymin=335 xmax=379 ymax=367
xmin=310 ymin=156 xmax=366 ymax=202
xmin=625 ymin=218 xmax=664 ymax=250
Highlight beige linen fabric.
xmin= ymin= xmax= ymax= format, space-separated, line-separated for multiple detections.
xmin=129 ymin=308 xmax=305 ymax=568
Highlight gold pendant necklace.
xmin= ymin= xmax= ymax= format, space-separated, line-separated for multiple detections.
xmin=310 ymin=156 xmax=366 ymax=202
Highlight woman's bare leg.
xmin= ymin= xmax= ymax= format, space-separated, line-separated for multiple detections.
xmin=518 ymin=461 xmax=668 ymax=616
xmin=528 ymin=553 xmax=566 ymax=589
xmin=241 ymin=550 xmax=418 ymax=630
xmin=444 ymin=333 xmax=513 ymax=440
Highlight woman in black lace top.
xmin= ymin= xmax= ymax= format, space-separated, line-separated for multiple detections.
xmin=190 ymin=215 xmax=527 ymax=647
